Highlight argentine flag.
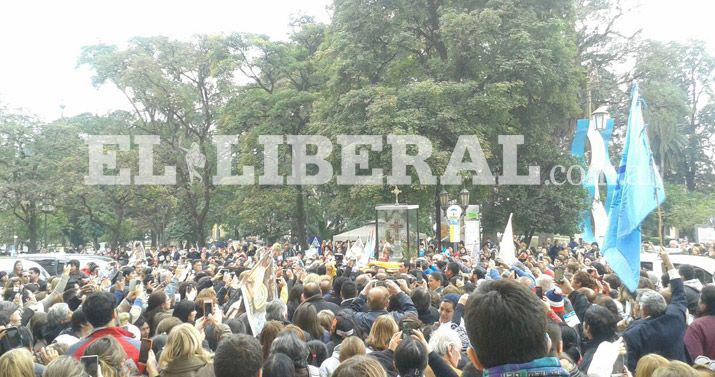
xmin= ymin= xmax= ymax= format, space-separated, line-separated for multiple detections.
xmin=603 ymin=82 xmax=665 ymax=292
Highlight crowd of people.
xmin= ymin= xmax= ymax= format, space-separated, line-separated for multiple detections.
xmin=0 ymin=237 xmax=714 ymax=377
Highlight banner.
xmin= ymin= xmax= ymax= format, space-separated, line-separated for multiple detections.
xmin=239 ymin=247 xmax=278 ymax=335
xmin=446 ymin=205 xmax=462 ymax=243
xmin=464 ymin=205 xmax=481 ymax=258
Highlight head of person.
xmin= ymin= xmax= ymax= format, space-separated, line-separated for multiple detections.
xmin=266 ymin=300 xmax=288 ymax=322
xmin=339 ymin=336 xmax=366 ymax=362
xmin=317 ymin=310 xmax=334 ymax=333
xmin=159 ymin=323 xmax=212 ymax=368
xmin=366 ymin=286 xmax=390 ymax=311
xmin=439 ymin=294 xmax=459 ymax=324
xmin=651 ymin=361 xmax=698 ymax=377
xmin=28 ymin=267 xmax=41 ymax=283
xmin=134 ymin=316 xmax=150 ymax=339
xmin=464 ymin=279 xmax=548 ymax=370
xmin=306 ymin=340 xmax=328 ymax=367
xmin=82 ymin=336 xmax=128 ymax=377
xmin=12 ymin=261 xmax=22 ymax=275
xmin=571 ymin=271 xmax=595 ymax=290
xmin=635 ymin=354 xmax=669 ymax=377
xmin=428 ymin=272 xmax=443 ymax=291
xmin=698 ymin=285 xmax=715 ymax=317
xmin=47 ymin=302 xmax=72 ymax=330
xmin=331 ymin=313 xmax=356 ymax=341
xmin=332 ymin=355 xmax=386 ymax=377
xmin=69 ymin=308 xmax=92 ymax=339
xmin=172 ymin=300 xmax=196 ymax=323
xmin=262 ymin=353 xmax=295 ymax=377
xmin=214 ymin=334 xmax=263 ymax=377
xmin=340 ymin=281 xmax=357 ymax=301
xmin=83 ymin=292 xmax=116 ymax=328
xmin=583 ymin=305 xmax=617 ymax=341
xmin=679 ymin=265 xmax=696 ymax=281
xmin=636 ymin=289 xmax=667 ymax=318
xmin=301 ymin=282 xmax=321 ymax=301
xmin=446 ymin=263 xmax=460 ymax=280
xmin=270 ymin=331 xmax=310 ymax=373
xmin=68 ymin=260 xmax=80 ymax=274
xmin=429 ymin=328 xmax=462 ymax=368
xmin=43 ymin=355 xmax=89 ymax=377
xmin=260 ymin=321 xmax=285 ymax=359
xmin=293 ymin=303 xmax=323 ymax=340
xmin=0 ymin=348 xmax=34 ymax=377
xmin=411 ymin=287 xmax=431 ymax=312
xmin=394 ymin=337 xmax=428 ymax=377
xmin=147 ymin=291 xmax=170 ymax=313
xmin=366 ymin=315 xmax=398 ymax=351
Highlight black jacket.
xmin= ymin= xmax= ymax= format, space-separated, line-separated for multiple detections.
xmin=623 ymin=274 xmax=688 ymax=372
xmin=304 ymin=294 xmax=341 ymax=315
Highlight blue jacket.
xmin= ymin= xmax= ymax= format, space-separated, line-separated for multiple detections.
xmin=623 ymin=274 xmax=688 ymax=372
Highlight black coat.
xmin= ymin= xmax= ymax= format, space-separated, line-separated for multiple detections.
xmin=304 ymin=295 xmax=341 ymax=315
xmin=623 ymin=276 xmax=688 ymax=372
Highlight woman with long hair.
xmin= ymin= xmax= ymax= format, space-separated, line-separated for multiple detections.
xmin=293 ymin=303 xmax=328 ymax=342
xmin=260 ymin=321 xmax=286 ymax=360
xmin=287 ymin=284 xmax=304 ymax=321
xmin=159 ymin=323 xmax=213 ymax=377
xmin=366 ymin=315 xmax=398 ymax=352
xmin=0 ymin=348 xmax=35 ymax=377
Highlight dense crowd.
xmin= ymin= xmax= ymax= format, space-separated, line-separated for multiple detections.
xmin=0 ymin=237 xmax=714 ymax=377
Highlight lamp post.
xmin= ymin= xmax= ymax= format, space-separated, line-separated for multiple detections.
xmin=592 ymin=106 xmax=609 ymax=131
xmin=436 ymin=189 xmax=449 ymax=252
xmin=41 ymin=204 xmax=55 ymax=250
xmin=438 ymin=187 xmax=471 ymax=255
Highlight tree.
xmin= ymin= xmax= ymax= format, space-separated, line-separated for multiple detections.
xmin=634 ymin=40 xmax=715 ymax=191
xmin=79 ymin=36 xmax=237 ymax=246
xmin=313 ymin=0 xmax=587 ymax=239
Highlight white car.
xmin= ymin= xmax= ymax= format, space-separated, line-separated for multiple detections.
xmin=640 ymin=253 xmax=715 ymax=284
xmin=0 ymin=258 xmax=52 ymax=280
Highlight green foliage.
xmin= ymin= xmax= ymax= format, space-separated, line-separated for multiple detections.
xmin=1 ymin=1 xmax=711 ymax=248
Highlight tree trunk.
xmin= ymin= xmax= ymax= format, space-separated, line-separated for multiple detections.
xmin=28 ymin=214 xmax=38 ymax=253
xmin=295 ymin=185 xmax=308 ymax=249
xmin=435 ymin=179 xmax=442 ymax=252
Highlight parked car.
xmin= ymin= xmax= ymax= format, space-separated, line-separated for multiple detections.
xmin=0 ymin=258 xmax=52 ymax=280
xmin=16 ymin=254 xmax=62 ymax=276
xmin=21 ymin=253 xmax=116 ymax=276
xmin=640 ymin=252 xmax=715 ymax=285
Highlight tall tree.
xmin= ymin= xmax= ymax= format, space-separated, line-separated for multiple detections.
xmin=79 ymin=36 xmax=237 ymax=246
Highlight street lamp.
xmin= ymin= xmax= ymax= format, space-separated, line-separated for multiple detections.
xmin=459 ymin=187 xmax=470 ymax=209
xmin=592 ymin=106 xmax=610 ymax=131
xmin=439 ymin=189 xmax=449 ymax=210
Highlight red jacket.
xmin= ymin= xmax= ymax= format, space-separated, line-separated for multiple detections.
xmin=67 ymin=326 xmax=140 ymax=365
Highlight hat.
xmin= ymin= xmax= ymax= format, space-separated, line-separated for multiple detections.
xmin=545 ymin=289 xmax=564 ymax=313
xmin=333 ymin=314 xmax=356 ymax=338
xmin=442 ymin=293 xmax=460 ymax=308
xmin=0 ymin=302 xmax=19 ymax=326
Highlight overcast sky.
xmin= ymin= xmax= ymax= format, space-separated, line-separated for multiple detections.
xmin=1 ymin=0 xmax=713 ymax=121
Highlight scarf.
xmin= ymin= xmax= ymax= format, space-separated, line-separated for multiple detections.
xmin=484 ymin=357 xmax=569 ymax=377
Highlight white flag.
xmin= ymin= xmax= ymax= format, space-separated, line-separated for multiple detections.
xmin=498 ymin=213 xmax=517 ymax=265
